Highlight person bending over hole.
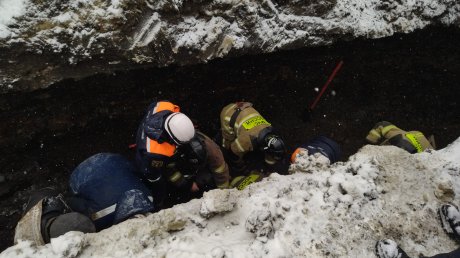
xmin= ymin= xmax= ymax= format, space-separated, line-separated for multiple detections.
xmin=135 ymin=100 xmax=230 ymax=207
xmin=231 ymin=136 xmax=341 ymax=190
xmin=220 ymin=102 xmax=287 ymax=176
xmin=366 ymin=121 xmax=435 ymax=153
xmin=134 ymin=100 xmax=196 ymax=203
xmin=290 ymin=136 xmax=342 ymax=170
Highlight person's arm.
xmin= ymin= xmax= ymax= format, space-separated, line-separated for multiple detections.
xmin=201 ymin=134 xmax=230 ymax=189
xmin=163 ymin=160 xmax=193 ymax=190
xmin=366 ymin=121 xmax=400 ymax=144
xmin=228 ymin=135 xmax=251 ymax=174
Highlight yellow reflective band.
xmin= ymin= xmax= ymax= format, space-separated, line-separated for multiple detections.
xmin=241 ymin=115 xmax=271 ymax=130
xmin=369 ymin=129 xmax=381 ymax=137
xmin=406 ymin=133 xmax=423 ymax=153
xmin=381 ymin=125 xmax=398 ymax=135
xmin=366 ymin=129 xmax=381 ymax=143
xmin=223 ymin=104 xmax=237 ymax=118
xmin=234 ymin=138 xmax=245 ymax=152
xmin=237 ymin=174 xmax=260 ymax=190
xmin=214 ymin=164 xmax=226 ymax=173
xmin=236 ymin=113 xmax=259 ymax=129
xmin=169 ymin=171 xmax=182 ymax=182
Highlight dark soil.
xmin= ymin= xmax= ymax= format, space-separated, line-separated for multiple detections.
xmin=1 ymin=26 xmax=459 ymax=251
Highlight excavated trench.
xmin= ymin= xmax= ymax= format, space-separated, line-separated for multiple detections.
xmin=1 ymin=26 xmax=459 ymax=251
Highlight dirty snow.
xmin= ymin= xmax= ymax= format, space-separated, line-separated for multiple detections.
xmin=2 ymin=138 xmax=460 ymax=257
xmin=2 ymin=0 xmax=460 ymax=91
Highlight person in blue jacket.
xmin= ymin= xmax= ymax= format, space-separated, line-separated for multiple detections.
xmin=68 ymin=153 xmax=155 ymax=231
xmin=290 ymin=136 xmax=342 ymax=165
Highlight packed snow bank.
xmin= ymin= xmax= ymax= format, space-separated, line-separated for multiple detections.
xmin=1 ymin=0 xmax=460 ymax=92
xmin=0 ymin=0 xmax=29 ymax=38
xmin=2 ymin=138 xmax=460 ymax=257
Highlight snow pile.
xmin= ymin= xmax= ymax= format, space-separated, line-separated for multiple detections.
xmin=2 ymin=138 xmax=460 ymax=257
xmin=0 ymin=0 xmax=29 ymax=38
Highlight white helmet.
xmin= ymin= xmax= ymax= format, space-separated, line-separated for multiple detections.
xmin=164 ymin=112 xmax=195 ymax=145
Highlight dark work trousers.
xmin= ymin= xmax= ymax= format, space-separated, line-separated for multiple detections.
xmin=430 ymin=248 xmax=460 ymax=258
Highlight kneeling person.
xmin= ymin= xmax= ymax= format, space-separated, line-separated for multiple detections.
xmin=68 ymin=153 xmax=155 ymax=231
xmin=220 ymin=102 xmax=286 ymax=174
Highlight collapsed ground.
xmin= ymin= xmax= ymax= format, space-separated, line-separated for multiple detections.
xmin=0 ymin=26 xmax=459 ymax=251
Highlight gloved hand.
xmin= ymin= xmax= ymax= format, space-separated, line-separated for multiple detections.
xmin=230 ymin=171 xmax=263 ymax=190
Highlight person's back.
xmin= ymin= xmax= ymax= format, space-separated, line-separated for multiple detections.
xmin=69 ymin=153 xmax=155 ymax=231
xmin=290 ymin=136 xmax=342 ymax=165
xmin=220 ymin=102 xmax=271 ymax=153
xmin=134 ymin=100 xmax=196 ymax=205
xmin=220 ymin=102 xmax=286 ymax=175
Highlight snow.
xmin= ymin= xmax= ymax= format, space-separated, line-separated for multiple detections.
xmin=2 ymin=0 xmax=460 ymax=91
xmin=377 ymin=239 xmax=401 ymax=258
xmin=2 ymin=137 xmax=460 ymax=257
xmin=0 ymin=0 xmax=28 ymax=38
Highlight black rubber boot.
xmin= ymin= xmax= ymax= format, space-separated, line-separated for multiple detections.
xmin=23 ymin=187 xmax=59 ymax=215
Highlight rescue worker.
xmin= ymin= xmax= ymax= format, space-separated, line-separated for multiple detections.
xmin=375 ymin=204 xmax=460 ymax=258
xmin=220 ymin=102 xmax=286 ymax=175
xmin=290 ymin=136 xmax=342 ymax=165
xmin=14 ymin=187 xmax=95 ymax=246
xmin=135 ymin=100 xmax=230 ymax=206
xmin=135 ymin=100 xmax=196 ymax=201
xmin=180 ymin=131 xmax=231 ymax=190
xmin=68 ymin=153 xmax=155 ymax=231
xmin=366 ymin=121 xmax=434 ymax=153
xmin=232 ymin=136 xmax=342 ymax=190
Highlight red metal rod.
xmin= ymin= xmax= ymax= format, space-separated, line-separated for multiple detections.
xmin=309 ymin=60 xmax=344 ymax=110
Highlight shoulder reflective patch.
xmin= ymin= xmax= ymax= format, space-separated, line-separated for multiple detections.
xmin=151 ymin=160 xmax=164 ymax=168
xmin=241 ymin=116 xmax=271 ymax=130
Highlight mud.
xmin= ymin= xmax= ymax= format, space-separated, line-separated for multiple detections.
xmin=0 ymin=26 xmax=459 ymax=251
